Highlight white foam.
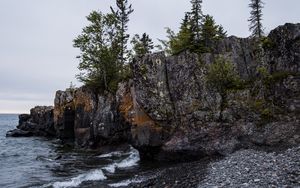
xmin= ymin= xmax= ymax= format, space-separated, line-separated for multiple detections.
xmin=109 ymin=179 xmax=143 ymax=187
xmin=50 ymin=146 xmax=140 ymax=188
xmin=102 ymin=147 xmax=140 ymax=174
xmin=98 ymin=151 xmax=123 ymax=158
xmin=103 ymin=163 xmax=117 ymax=173
xmin=52 ymin=169 xmax=106 ymax=188
xmin=116 ymin=147 xmax=140 ymax=168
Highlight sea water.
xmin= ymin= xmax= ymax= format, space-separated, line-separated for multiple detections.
xmin=0 ymin=114 xmax=155 ymax=188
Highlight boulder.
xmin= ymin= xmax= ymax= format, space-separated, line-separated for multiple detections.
xmin=14 ymin=106 xmax=55 ymax=137
xmin=6 ymin=129 xmax=33 ymax=137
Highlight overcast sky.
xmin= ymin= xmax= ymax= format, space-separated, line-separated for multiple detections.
xmin=0 ymin=0 xmax=299 ymax=113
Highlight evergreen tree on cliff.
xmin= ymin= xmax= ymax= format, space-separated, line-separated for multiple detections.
xmin=248 ymin=0 xmax=264 ymax=38
xmin=131 ymin=33 xmax=154 ymax=57
xmin=160 ymin=0 xmax=227 ymax=55
xmin=201 ymin=15 xmax=227 ymax=52
xmin=166 ymin=13 xmax=194 ymax=54
xmin=110 ymin=0 xmax=134 ymax=65
xmin=190 ymin=0 xmax=203 ymax=41
xmin=73 ymin=12 xmax=120 ymax=92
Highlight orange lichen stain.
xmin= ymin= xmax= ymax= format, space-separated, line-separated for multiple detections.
xmin=134 ymin=110 xmax=154 ymax=126
xmin=119 ymin=87 xmax=155 ymax=127
xmin=119 ymin=91 xmax=134 ymax=122
xmin=74 ymin=90 xmax=93 ymax=112
xmin=53 ymin=103 xmax=74 ymax=124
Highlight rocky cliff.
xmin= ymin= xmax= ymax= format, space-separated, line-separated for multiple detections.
xmin=9 ymin=23 xmax=300 ymax=161
xmin=53 ymin=86 xmax=130 ymax=147
xmin=123 ymin=23 xmax=300 ymax=160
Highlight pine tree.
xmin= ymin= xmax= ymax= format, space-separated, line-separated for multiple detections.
xmin=248 ymin=0 xmax=264 ymax=38
xmin=131 ymin=33 xmax=154 ymax=57
xmin=217 ymin=25 xmax=227 ymax=39
xmin=110 ymin=0 xmax=134 ymax=65
xmin=201 ymin=15 xmax=227 ymax=52
xmin=159 ymin=0 xmax=227 ymax=55
xmin=168 ymin=12 xmax=194 ymax=54
xmin=190 ymin=0 xmax=203 ymax=42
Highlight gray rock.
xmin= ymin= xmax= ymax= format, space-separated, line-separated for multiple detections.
xmin=53 ymin=86 xmax=130 ymax=147
xmin=127 ymin=23 xmax=300 ymax=160
xmin=12 ymin=106 xmax=55 ymax=137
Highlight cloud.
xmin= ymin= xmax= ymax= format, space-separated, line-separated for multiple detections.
xmin=0 ymin=0 xmax=299 ymax=113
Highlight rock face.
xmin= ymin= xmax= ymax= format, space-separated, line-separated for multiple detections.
xmin=121 ymin=23 xmax=300 ymax=160
xmin=54 ymin=87 xmax=130 ymax=147
xmin=7 ymin=106 xmax=55 ymax=137
xmin=8 ymin=23 xmax=300 ymax=161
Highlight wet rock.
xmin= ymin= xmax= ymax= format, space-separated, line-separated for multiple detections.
xmin=54 ymin=86 xmax=130 ymax=148
xmin=6 ymin=129 xmax=33 ymax=137
xmin=9 ymin=106 xmax=55 ymax=137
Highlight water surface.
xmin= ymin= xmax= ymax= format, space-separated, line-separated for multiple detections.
xmin=0 ymin=114 xmax=159 ymax=188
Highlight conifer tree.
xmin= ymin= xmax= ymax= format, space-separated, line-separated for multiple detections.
xmin=248 ymin=0 xmax=264 ymax=38
xmin=110 ymin=0 xmax=134 ymax=65
xmin=159 ymin=0 xmax=227 ymax=55
xmin=131 ymin=33 xmax=154 ymax=57
xmin=201 ymin=15 xmax=227 ymax=52
xmin=169 ymin=12 xmax=194 ymax=54
xmin=190 ymin=0 xmax=203 ymax=41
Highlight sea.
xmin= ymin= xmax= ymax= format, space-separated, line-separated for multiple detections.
xmin=0 ymin=114 xmax=159 ymax=188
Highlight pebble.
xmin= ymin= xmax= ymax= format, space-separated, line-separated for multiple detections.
xmin=127 ymin=146 xmax=300 ymax=188
xmin=198 ymin=146 xmax=300 ymax=188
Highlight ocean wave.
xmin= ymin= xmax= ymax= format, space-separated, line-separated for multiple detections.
xmin=108 ymin=178 xmax=143 ymax=187
xmin=97 ymin=151 xmax=123 ymax=158
xmin=48 ymin=146 xmax=140 ymax=187
xmin=52 ymin=169 xmax=106 ymax=188
xmin=102 ymin=146 xmax=140 ymax=173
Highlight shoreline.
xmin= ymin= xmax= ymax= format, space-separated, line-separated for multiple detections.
xmin=128 ymin=146 xmax=300 ymax=188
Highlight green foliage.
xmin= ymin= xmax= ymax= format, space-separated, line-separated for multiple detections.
xmin=140 ymin=64 xmax=148 ymax=76
xmin=74 ymin=0 xmax=134 ymax=94
xmin=110 ymin=0 xmax=134 ymax=65
xmin=261 ymin=36 xmax=275 ymax=50
xmin=190 ymin=0 xmax=203 ymax=42
xmin=158 ymin=27 xmax=177 ymax=55
xmin=168 ymin=13 xmax=194 ymax=55
xmin=200 ymin=15 xmax=227 ymax=53
xmin=131 ymin=33 xmax=154 ymax=57
xmin=159 ymin=2 xmax=227 ymax=55
xmin=74 ymin=11 xmax=120 ymax=92
xmin=206 ymin=57 xmax=242 ymax=121
xmin=257 ymin=66 xmax=296 ymax=88
xmin=251 ymin=98 xmax=274 ymax=124
xmin=248 ymin=0 xmax=265 ymax=38
xmin=206 ymin=57 xmax=243 ymax=94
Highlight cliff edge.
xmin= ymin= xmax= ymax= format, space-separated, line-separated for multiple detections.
xmin=9 ymin=23 xmax=300 ymax=161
